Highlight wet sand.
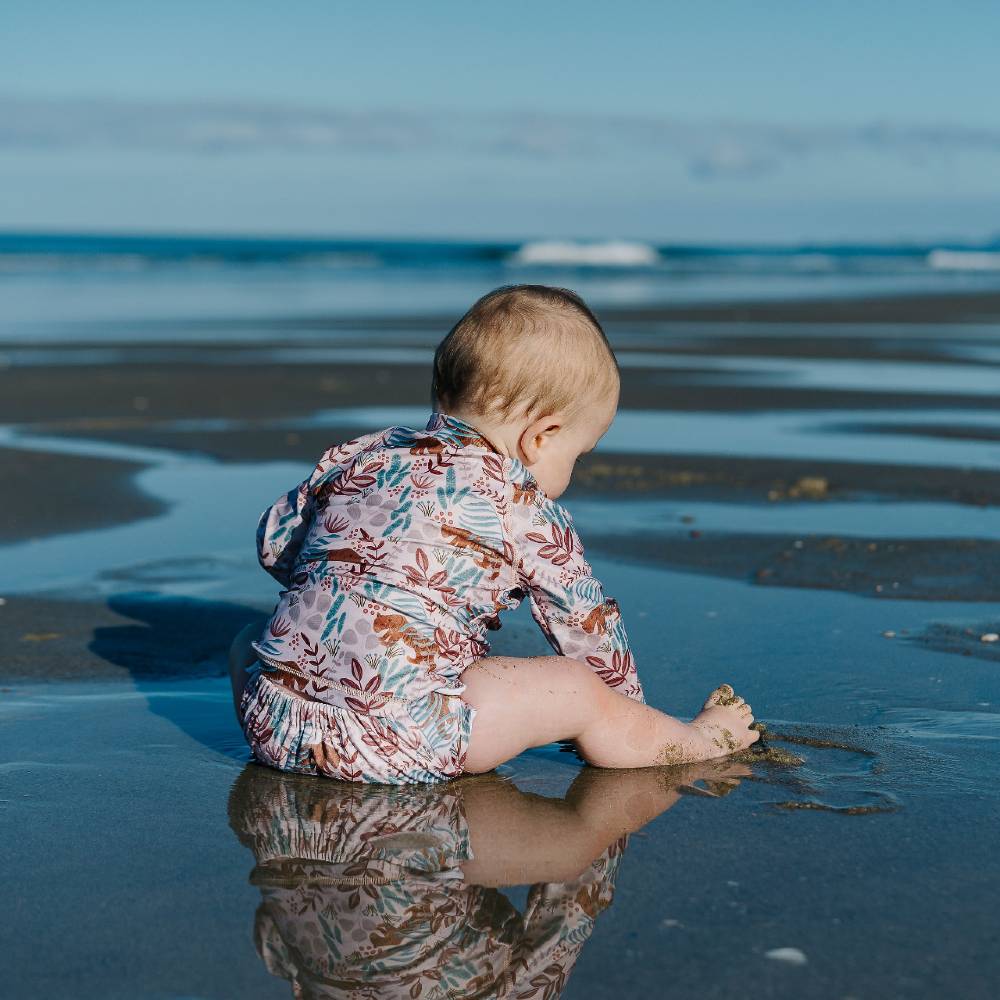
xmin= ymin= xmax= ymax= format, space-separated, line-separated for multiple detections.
xmin=0 ymin=446 xmax=165 ymax=543
xmin=72 ymin=286 xmax=1000 ymax=328
xmin=2 ymin=287 xmax=1000 ymax=998
xmin=5 ymin=289 xmax=1000 ymax=545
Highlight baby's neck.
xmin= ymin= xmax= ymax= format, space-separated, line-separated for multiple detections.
xmin=446 ymin=408 xmax=519 ymax=460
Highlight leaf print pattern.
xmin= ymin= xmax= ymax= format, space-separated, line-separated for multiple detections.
xmin=524 ymin=524 xmax=578 ymax=566
xmin=510 ymin=487 xmax=644 ymax=703
xmin=247 ymin=411 xmax=644 ymax=783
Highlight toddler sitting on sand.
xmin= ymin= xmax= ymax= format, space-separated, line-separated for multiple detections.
xmin=229 ymin=284 xmax=758 ymax=783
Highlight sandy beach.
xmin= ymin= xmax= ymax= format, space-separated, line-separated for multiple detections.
xmin=3 ymin=285 xmax=1000 ymax=997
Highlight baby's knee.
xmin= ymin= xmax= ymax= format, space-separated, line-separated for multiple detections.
xmin=229 ymin=622 xmax=262 ymax=671
xmin=561 ymin=656 xmax=617 ymax=700
xmin=228 ymin=621 xmax=264 ymax=710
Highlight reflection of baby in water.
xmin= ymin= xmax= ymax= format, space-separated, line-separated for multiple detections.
xmin=227 ymin=759 xmax=749 ymax=999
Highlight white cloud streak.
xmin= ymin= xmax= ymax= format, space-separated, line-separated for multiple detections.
xmin=2 ymin=94 xmax=998 ymax=180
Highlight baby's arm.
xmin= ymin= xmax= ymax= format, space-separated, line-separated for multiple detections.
xmin=257 ymin=477 xmax=315 ymax=588
xmin=257 ymin=431 xmax=384 ymax=587
xmin=509 ymin=485 xmax=644 ymax=702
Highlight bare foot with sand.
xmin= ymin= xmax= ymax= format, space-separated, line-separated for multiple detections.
xmin=691 ymin=684 xmax=760 ymax=756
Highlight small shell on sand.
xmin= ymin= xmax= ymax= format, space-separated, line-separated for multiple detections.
xmin=765 ymin=947 xmax=808 ymax=965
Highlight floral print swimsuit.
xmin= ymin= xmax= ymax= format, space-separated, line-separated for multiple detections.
xmin=240 ymin=411 xmax=644 ymax=784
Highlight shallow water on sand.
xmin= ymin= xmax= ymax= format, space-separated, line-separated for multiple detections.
xmin=2 ymin=632 xmax=998 ymax=999
xmin=4 ymin=401 xmax=1000 ymax=600
xmin=3 ymin=548 xmax=1000 ymax=996
xmin=3 ymin=307 xmax=1000 ymax=996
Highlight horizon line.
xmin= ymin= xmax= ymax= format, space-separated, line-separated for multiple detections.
xmin=1 ymin=226 xmax=998 ymax=251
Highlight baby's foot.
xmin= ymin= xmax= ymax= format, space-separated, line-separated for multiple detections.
xmin=691 ymin=684 xmax=760 ymax=757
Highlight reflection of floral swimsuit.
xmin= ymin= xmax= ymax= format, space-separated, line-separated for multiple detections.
xmin=228 ymin=766 xmax=627 ymax=999
xmin=240 ymin=411 xmax=645 ymax=784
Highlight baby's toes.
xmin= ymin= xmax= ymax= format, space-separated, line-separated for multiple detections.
xmin=703 ymin=683 xmax=734 ymax=710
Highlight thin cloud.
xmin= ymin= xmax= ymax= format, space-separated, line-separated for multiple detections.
xmin=688 ymin=141 xmax=778 ymax=179
xmin=1 ymin=94 xmax=998 ymax=179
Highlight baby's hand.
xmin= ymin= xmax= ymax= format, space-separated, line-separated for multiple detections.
xmin=691 ymin=684 xmax=759 ymax=755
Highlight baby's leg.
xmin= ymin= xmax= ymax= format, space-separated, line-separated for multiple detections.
xmin=228 ymin=621 xmax=265 ymax=717
xmin=460 ymin=655 xmax=758 ymax=773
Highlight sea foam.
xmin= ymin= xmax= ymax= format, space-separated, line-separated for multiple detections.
xmin=927 ymin=249 xmax=1000 ymax=271
xmin=509 ymin=239 xmax=661 ymax=267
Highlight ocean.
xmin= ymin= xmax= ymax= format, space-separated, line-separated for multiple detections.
xmin=2 ymin=231 xmax=1000 ymax=342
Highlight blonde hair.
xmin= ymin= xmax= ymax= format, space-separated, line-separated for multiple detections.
xmin=431 ymin=285 xmax=619 ymax=423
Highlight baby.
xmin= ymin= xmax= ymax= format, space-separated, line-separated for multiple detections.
xmin=229 ymin=284 xmax=758 ymax=784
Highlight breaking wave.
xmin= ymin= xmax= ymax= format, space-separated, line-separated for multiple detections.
xmin=509 ymin=240 xmax=661 ymax=267
xmin=927 ymin=249 xmax=1000 ymax=272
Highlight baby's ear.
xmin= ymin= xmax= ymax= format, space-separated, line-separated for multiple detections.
xmin=518 ymin=413 xmax=561 ymax=464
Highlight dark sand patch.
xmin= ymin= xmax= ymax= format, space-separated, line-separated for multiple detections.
xmin=618 ymin=334 xmax=1000 ymax=366
xmin=8 ymin=330 xmax=999 ymax=366
xmin=771 ymin=795 xmax=900 ymax=815
xmin=0 ymin=362 xmax=428 ymax=424
xmin=72 ymin=288 xmax=1000 ymax=330
xmin=570 ymin=452 xmax=1000 ymax=507
xmin=0 ymin=594 xmax=266 ymax=682
xmin=587 ymin=530 xmax=1000 ymax=601
xmin=827 ymin=421 xmax=1000 ymax=444
xmin=28 ymin=423 xmax=377 ymax=466
xmin=0 ymin=445 xmax=165 ymax=543
xmin=598 ymin=290 xmax=1000 ymax=325
xmin=906 ymin=621 xmax=1000 ymax=664
xmin=731 ymin=724 xmax=804 ymax=767
xmin=630 ymin=379 xmax=1000 ymax=412
xmin=6 ymin=359 xmax=1000 ymax=446
xmin=0 ymin=592 xmax=547 ymax=683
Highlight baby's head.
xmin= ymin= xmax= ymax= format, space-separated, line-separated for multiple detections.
xmin=432 ymin=284 xmax=619 ymax=499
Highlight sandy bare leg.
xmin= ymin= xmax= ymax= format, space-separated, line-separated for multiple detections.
xmin=460 ymin=655 xmax=759 ymax=772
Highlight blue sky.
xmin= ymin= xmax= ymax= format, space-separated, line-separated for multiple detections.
xmin=2 ymin=1 xmax=998 ymax=242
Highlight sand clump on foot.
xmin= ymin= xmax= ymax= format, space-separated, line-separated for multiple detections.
xmin=690 ymin=684 xmax=759 ymax=757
